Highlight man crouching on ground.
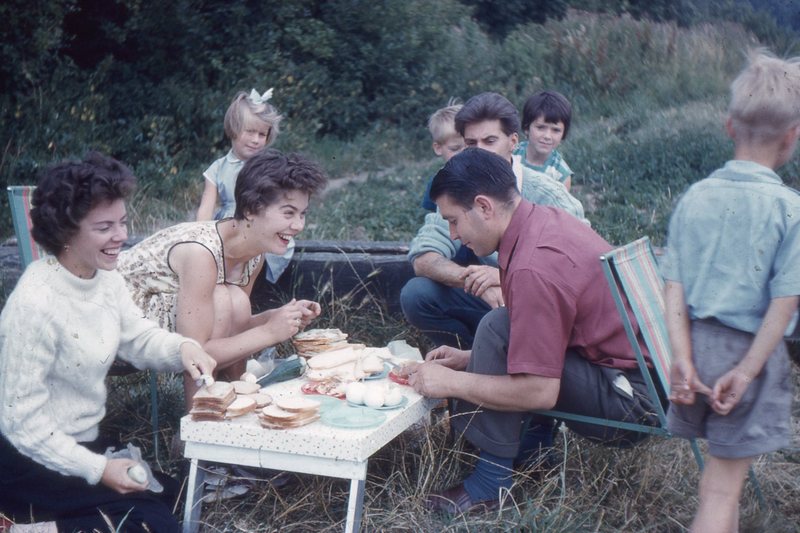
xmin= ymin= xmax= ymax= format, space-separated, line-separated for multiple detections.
xmin=408 ymin=147 xmax=659 ymax=514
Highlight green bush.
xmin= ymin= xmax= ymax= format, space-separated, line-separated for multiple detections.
xmin=0 ymin=2 xmax=793 ymax=241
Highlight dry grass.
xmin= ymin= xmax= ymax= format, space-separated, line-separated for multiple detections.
xmin=97 ymin=260 xmax=800 ymax=532
xmin=103 ymin=362 xmax=800 ymax=532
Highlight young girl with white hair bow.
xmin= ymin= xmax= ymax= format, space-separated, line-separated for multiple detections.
xmin=196 ymin=89 xmax=293 ymax=283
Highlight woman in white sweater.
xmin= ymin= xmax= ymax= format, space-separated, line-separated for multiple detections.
xmin=0 ymin=153 xmax=216 ymax=532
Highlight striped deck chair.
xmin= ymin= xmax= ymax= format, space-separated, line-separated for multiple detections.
xmin=7 ymin=186 xmax=46 ymax=267
xmin=538 ymin=236 xmax=764 ymax=503
xmin=6 ymin=185 xmax=163 ymax=458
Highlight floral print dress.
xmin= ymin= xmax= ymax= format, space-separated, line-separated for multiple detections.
xmin=117 ymin=221 xmax=262 ymax=331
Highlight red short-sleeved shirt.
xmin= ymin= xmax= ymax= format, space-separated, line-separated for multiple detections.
xmin=498 ymin=201 xmax=646 ymax=377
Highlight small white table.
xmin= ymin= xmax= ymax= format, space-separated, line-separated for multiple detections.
xmin=181 ymin=349 xmax=434 ymax=532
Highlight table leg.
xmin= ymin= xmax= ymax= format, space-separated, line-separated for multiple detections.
xmin=344 ymin=477 xmax=365 ymax=533
xmin=182 ymin=458 xmax=205 ymax=533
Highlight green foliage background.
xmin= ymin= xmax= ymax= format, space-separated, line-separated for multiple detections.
xmin=2 ymin=5 xmax=800 ymax=529
xmin=1 ymin=0 xmax=799 ymax=244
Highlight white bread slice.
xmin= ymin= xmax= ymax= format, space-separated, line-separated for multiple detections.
xmin=247 ymin=393 xmax=273 ymax=408
xmin=360 ymin=354 xmax=385 ymax=374
xmin=193 ymin=381 xmax=235 ymax=400
xmin=306 ymin=361 xmax=357 ymax=381
xmin=226 ymin=396 xmax=257 ymax=417
xmin=190 ymin=411 xmax=227 ymax=422
xmin=293 ymin=328 xmax=347 ymax=341
xmin=260 ymin=404 xmax=299 ymax=420
xmin=192 ymin=382 xmax=235 ymax=410
xmin=276 ymin=397 xmax=321 ymax=413
xmin=306 ymin=346 xmax=361 ymax=370
xmin=259 ymin=414 xmax=320 ymax=429
xmin=260 ymin=410 xmax=318 ymax=425
xmin=231 ymin=381 xmax=261 ymax=395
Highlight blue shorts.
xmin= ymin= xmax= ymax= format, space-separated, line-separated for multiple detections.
xmin=667 ymin=319 xmax=793 ymax=459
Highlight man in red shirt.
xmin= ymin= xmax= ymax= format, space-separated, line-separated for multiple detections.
xmin=409 ymin=148 xmax=659 ymax=514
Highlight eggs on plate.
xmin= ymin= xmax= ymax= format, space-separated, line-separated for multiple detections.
xmin=345 ymin=382 xmax=403 ymax=408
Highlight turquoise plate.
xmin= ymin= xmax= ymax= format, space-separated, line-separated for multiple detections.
xmin=303 ymin=394 xmax=344 ymax=413
xmin=320 ymin=405 xmax=387 ymax=429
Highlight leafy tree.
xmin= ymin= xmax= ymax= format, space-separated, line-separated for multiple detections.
xmin=460 ymin=0 xmax=568 ymax=38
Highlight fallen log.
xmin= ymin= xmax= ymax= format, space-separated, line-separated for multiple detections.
xmin=251 ymin=240 xmax=413 ymax=315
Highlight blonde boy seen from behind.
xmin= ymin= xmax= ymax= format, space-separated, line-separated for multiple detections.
xmin=664 ymin=49 xmax=800 ymax=533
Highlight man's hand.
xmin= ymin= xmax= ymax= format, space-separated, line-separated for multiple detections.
xmin=477 ymin=285 xmax=504 ymax=308
xmin=101 ymin=458 xmax=148 ymax=494
xmin=425 ymin=345 xmax=471 ymax=370
xmin=408 ymin=362 xmax=457 ymax=399
xmin=668 ymin=358 xmax=712 ymax=406
xmin=710 ymin=368 xmax=752 ymax=415
xmin=461 ymin=265 xmax=501 ymax=297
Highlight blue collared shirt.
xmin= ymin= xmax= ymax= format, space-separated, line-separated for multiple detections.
xmin=662 ymin=160 xmax=800 ymax=335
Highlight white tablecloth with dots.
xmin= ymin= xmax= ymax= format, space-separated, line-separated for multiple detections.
xmin=181 ymin=342 xmax=434 ymax=533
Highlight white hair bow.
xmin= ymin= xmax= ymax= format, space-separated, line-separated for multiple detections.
xmin=248 ymin=88 xmax=274 ymax=105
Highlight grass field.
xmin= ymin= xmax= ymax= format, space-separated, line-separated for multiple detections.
xmin=107 ymin=368 xmax=800 ymax=532
xmin=3 ymin=8 xmax=800 ymax=531
xmin=5 ymin=84 xmax=798 ymax=532
xmin=4 ymin=88 xmax=800 ymax=532
xmin=105 ymin=101 xmax=800 ymax=529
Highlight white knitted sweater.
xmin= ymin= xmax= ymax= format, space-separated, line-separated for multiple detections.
xmin=0 ymin=257 xmax=188 ymax=484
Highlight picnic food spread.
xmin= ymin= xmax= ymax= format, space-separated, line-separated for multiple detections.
xmin=188 ymin=329 xmax=417 ymax=429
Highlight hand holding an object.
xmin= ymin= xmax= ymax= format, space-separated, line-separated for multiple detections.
xmin=102 ymin=458 xmax=148 ymax=494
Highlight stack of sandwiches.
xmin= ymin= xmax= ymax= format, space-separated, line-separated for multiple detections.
xmin=190 ymin=381 xmax=272 ymax=421
xmin=190 ymin=382 xmax=237 ymax=421
xmin=258 ymin=397 xmax=321 ymax=429
xmin=292 ymin=328 xmax=352 ymax=357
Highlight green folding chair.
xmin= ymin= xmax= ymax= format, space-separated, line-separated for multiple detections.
xmin=6 ymin=185 xmax=163 ymax=458
xmin=537 ymin=236 xmax=764 ymax=503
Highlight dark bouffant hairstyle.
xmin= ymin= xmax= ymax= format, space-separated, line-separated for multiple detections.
xmin=521 ymin=90 xmax=572 ymax=139
xmin=234 ymin=148 xmax=329 ymax=220
xmin=430 ymin=147 xmax=518 ymax=209
xmin=30 ymin=152 xmax=136 ymax=256
xmin=454 ymin=92 xmax=520 ymax=138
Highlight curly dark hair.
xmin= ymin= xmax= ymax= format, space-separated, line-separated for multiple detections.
xmin=233 ymin=148 xmax=328 ymax=220
xmin=30 ymin=152 xmax=137 ymax=256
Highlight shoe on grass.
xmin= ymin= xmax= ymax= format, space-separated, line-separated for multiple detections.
xmin=202 ymin=482 xmax=250 ymax=503
xmin=425 ymin=482 xmax=500 ymax=515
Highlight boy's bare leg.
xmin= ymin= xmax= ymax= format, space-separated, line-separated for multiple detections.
xmin=691 ymin=455 xmax=753 ymax=533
